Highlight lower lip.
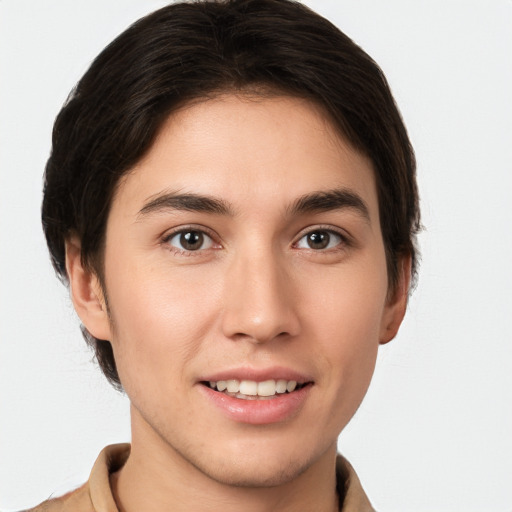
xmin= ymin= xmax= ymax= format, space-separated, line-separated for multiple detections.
xmin=198 ymin=384 xmax=312 ymax=425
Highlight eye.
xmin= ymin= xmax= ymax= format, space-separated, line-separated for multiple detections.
xmin=295 ymin=229 xmax=344 ymax=250
xmin=166 ymin=229 xmax=214 ymax=252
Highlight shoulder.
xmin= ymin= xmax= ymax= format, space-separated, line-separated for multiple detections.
xmin=22 ymin=444 xmax=129 ymax=512
xmin=23 ymin=483 xmax=93 ymax=512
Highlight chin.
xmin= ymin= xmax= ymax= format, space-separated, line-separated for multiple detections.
xmin=169 ymin=429 xmax=334 ymax=489
xmin=192 ymin=450 xmax=315 ymax=488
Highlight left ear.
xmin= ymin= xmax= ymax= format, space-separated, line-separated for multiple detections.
xmin=379 ymin=255 xmax=412 ymax=344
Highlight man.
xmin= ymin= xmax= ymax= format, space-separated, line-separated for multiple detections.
xmin=32 ymin=0 xmax=420 ymax=510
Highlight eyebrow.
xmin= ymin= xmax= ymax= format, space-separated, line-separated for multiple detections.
xmin=137 ymin=187 xmax=370 ymax=222
xmin=137 ymin=191 xmax=234 ymax=218
xmin=288 ymin=188 xmax=370 ymax=222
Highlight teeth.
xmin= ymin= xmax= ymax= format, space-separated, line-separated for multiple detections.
xmin=239 ymin=380 xmax=258 ymax=395
xmin=208 ymin=378 xmax=303 ymax=397
xmin=257 ymin=379 xmax=276 ymax=397
xmin=276 ymin=379 xmax=287 ymax=393
xmin=286 ymin=380 xmax=297 ymax=393
xmin=226 ymin=380 xmax=239 ymax=393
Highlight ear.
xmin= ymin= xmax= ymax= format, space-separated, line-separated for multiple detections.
xmin=65 ymin=237 xmax=112 ymax=341
xmin=379 ymin=255 xmax=412 ymax=345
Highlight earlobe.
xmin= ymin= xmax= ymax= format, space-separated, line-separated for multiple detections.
xmin=379 ymin=255 xmax=412 ymax=345
xmin=65 ymin=237 xmax=112 ymax=341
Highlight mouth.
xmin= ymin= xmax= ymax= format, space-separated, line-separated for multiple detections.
xmin=199 ymin=370 xmax=314 ymax=424
xmin=201 ymin=379 xmax=312 ymax=400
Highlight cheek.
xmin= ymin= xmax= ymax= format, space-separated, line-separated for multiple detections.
xmin=302 ymin=254 xmax=388 ymax=387
xmin=316 ymin=290 xmax=383 ymax=387
xmin=104 ymin=258 xmax=221 ymax=392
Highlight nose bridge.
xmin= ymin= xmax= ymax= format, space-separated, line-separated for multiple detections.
xmin=221 ymin=241 xmax=300 ymax=343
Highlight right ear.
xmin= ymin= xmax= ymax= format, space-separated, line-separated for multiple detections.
xmin=65 ymin=237 xmax=112 ymax=341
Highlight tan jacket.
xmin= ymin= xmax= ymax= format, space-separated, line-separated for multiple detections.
xmin=27 ymin=444 xmax=375 ymax=511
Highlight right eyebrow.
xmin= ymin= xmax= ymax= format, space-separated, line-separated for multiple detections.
xmin=137 ymin=191 xmax=235 ymax=219
xmin=287 ymin=188 xmax=371 ymax=223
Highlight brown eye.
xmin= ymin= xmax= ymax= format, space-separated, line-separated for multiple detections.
xmin=307 ymin=231 xmax=329 ymax=249
xmin=296 ymin=230 xmax=343 ymax=250
xmin=168 ymin=230 xmax=213 ymax=252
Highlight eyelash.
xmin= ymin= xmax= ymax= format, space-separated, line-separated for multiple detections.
xmin=161 ymin=225 xmax=351 ymax=255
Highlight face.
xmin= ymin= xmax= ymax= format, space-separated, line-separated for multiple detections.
xmin=75 ymin=95 xmax=406 ymax=487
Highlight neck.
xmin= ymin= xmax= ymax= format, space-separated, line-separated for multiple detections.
xmin=111 ymin=408 xmax=340 ymax=512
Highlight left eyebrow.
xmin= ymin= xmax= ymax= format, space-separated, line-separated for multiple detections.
xmin=287 ymin=188 xmax=371 ymax=223
xmin=137 ymin=190 xmax=235 ymax=219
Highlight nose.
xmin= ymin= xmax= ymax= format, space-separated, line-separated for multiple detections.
xmin=220 ymin=248 xmax=301 ymax=344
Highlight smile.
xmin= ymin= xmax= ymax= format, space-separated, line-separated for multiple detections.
xmin=199 ymin=370 xmax=313 ymax=423
xmin=204 ymin=379 xmax=308 ymax=400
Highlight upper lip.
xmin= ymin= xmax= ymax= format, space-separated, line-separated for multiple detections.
xmin=199 ymin=366 xmax=314 ymax=384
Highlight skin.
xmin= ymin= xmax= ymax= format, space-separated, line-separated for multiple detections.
xmin=66 ymin=95 xmax=409 ymax=512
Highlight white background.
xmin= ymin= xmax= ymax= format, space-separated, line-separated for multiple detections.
xmin=1 ymin=1 xmax=511 ymax=510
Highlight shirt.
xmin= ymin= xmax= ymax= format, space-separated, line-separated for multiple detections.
xmin=26 ymin=444 xmax=375 ymax=511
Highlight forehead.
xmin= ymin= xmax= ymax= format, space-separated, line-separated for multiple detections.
xmin=111 ymin=94 xmax=378 ymax=222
